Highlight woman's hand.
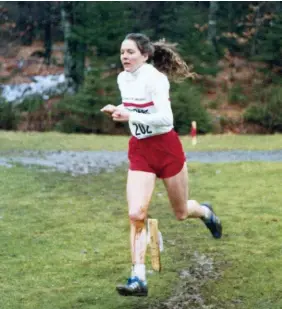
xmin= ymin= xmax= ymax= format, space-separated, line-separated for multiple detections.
xmin=100 ymin=104 xmax=118 ymax=116
xmin=112 ymin=109 xmax=130 ymax=122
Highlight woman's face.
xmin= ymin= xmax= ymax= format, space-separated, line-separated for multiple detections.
xmin=120 ymin=39 xmax=148 ymax=72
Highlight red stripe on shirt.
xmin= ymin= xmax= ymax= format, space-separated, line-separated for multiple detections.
xmin=123 ymin=101 xmax=154 ymax=108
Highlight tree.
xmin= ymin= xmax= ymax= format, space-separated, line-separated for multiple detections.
xmin=43 ymin=2 xmax=52 ymax=65
xmin=251 ymin=2 xmax=267 ymax=56
xmin=207 ymin=1 xmax=219 ymax=55
xmin=17 ymin=1 xmax=35 ymax=45
xmin=61 ymin=1 xmax=86 ymax=94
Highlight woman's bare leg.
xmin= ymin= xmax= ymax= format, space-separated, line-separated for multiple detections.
xmin=163 ymin=163 xmax=222 ymax=238
xmin=116 ymin=170 xmax=156 ymax=296
xmin=162 ymin=163 xmax=206 ymax=219
xmin=126 ymin=170 xmax=156 ymax=269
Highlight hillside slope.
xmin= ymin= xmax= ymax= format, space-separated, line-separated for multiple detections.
xmin=0 ymin=42 xmax=269 ymax=133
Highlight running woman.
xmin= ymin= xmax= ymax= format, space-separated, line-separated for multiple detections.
xmin=101 ymin=33 xmax=222 ymax=297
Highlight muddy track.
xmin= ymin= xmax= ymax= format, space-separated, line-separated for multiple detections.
xmin=146 ymin=252 xmax=221 ymax=309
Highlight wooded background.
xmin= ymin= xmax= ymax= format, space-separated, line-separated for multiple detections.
xmin=1 ymin=1 xmax=282 ymax=134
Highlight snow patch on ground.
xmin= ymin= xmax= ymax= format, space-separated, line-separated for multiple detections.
xmin=0 ymin=74 xmax=66 ymax=103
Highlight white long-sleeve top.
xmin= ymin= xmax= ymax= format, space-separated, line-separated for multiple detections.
xmin=117 ymin=63 xmax=174 ymax=139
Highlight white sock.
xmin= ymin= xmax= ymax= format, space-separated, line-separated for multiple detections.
xmin=131 ymin=265 xmax=135 ymax=278
xmin=132 ymin=264 xmax=146 ymax=281
xmin=202 ymin=205 xmax=212 ymax=219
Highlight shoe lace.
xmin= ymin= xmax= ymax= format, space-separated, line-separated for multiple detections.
xmin=126 ymin=277 xmax=140 ymax=289
xmin=127 ymin=276 xmax=147 ymax=289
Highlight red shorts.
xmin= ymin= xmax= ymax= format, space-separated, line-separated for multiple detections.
xmin=128 ymin=129 xmax=186 ymax=179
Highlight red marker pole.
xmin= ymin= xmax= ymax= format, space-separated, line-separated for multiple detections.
xmin=190 ymin=121 xmax=197 ymax=145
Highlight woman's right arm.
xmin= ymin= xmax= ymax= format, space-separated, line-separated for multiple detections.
xmin=100 ymin=104 xmax=116 ymax=115
xmin=101 ymin=73 xmax=125 ymax=115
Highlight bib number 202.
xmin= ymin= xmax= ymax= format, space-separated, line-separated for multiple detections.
xmin=133 ymin=123 xmax=152 ymax=136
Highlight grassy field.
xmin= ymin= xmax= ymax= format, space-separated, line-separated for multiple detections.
xmin=0 ymin=132 xmax=282 ymax=309
xmin=0 ymin=130 xmax=282 ymax=151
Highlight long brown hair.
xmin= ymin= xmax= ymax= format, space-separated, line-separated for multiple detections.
xmin=124 ymin=33 xmax=196 ymax=81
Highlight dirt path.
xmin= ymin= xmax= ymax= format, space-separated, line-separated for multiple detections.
xmin=0 ymin=149 xmax=281 ymax=175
